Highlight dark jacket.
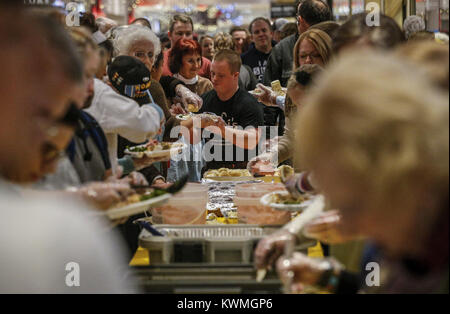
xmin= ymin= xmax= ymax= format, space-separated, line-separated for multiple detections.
xmin=263 ymin=33 xmax=299 ymax=87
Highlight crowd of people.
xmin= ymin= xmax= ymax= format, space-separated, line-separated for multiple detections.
xmin=0 ymin=0 xmax=448 ymax=293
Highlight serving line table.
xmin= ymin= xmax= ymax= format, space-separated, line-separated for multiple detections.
xmin=128 ymin=177 xmax=324 ymax=294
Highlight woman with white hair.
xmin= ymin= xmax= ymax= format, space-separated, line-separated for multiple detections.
xmin=113 ymin=24 xmax=203 ymax=112
xmin=403 ymin=15 xmax=426 ymax=40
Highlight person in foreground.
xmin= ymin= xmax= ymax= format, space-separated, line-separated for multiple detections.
xmin=257 ymin=50 xmax=449 ymax=294
xmin=0 ymin=6 xmax=137 ymax=293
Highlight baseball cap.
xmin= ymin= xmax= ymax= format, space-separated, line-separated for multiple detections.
xmin=108 ymin=55 xmax=152 ymax=105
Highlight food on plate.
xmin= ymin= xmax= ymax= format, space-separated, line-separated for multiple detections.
xmin=269 ymin=192 xmax=307 ymax=205
xmin=274 ymin=165 xmax=294 ymax=181
xmin=111 ymin=189 xmax=165 ymax=209
xmin=203 ymin=168 xmax=251 ymax=178
xmin=199 ymin=112 xmax=220 ymax=123
xmin=204 ymin=170 xmax=219 ymax=178
xmin=176 ymin=113 xmax=192 ymax=121
xmin=187 ymin=104 xmax=199 ymax=112
xmin=250 ymin=88 xmax=264 ymax=95
xmin=125 ymin=142 xmax=184 ymax=157
xmin=271 ymin=80 xmax=286 ymax=97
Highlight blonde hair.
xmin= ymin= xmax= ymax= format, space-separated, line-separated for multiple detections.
xmin=285 ymin=64 xmax=323 ymax=117
xmin=395 ymin=41 xmax=449 ymax=91
xmin=293 ymin=29 xmax=332 ymax=68
xmin=214 ymin=32 xmax=235 ymax=52
xmin=213 ymin=49 xmax=241 ymax=73
xmin=296 ymin=50 xmax=449 ymax=210
xmin=68 ymin=27 xmax=98 ymax=59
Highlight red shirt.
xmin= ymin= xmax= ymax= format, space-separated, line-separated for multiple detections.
xmin=162 ymin=49 xmax=211 ymax=80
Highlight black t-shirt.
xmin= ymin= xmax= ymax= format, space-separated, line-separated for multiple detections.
xmin=199 ymin=88 xmax=265 ymax=169
xmin=241 ymin=44 xmax=274 ymax=84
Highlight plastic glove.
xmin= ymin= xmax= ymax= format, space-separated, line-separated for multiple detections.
xmin=254 ymin=229 xmax=298 ymax=270
xmin=254 ymin=83 xmax=278 ymax=107
xmin=303 ymin=210 xmax=350 ymax=244
xmin=96 ymin=17 xmax=118 ymax=34
xmin=125 ymin=171 xmax=149 ymax=186
xmin=131 ymin=154 xmax=171 ymax=171
xmin=176 ymin=85 xmax=203 ymax=111
xmin=276 ymin=253 xmax=343 ymax=293
xmin=170 ymin=103 xmax=187 ymax=116
xmin=77 ymin=181 xmax=132 ymax=210
xmin=194 ymin=113 xmax=226 ymax=129
xmin=276 ymin=252 xmax=328 ymax=290
xmin=247 ymin=152 xmax=276 ymax=176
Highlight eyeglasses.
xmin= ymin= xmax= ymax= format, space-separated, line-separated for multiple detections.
xmin=299 ymin=53 xmax=322 ymax=61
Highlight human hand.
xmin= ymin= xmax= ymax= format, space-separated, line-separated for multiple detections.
xmin=276 ymin=253 xmax=333 ymax=292
xmin=170 ymin=103 xmax=187 ymax=116
xmin=77 ymin=181 xmax=132 ymax=210
xmin=277 ymin=254 xmax=344 ymax=293
xmin=254 ymin=83 xmax=278 ymax=107
xmin=247 ymin=153 xmax=276 ymax=176
xmin=303 ymin=210 xmax=349 ymax=244
xmin=152 ymin=179 xmax=172 ymax=189
xmin=254 ymin=229 xmax=298 ymax=270
xmin=176 ymin=85 xmax=203 ymax=111
xmin=125 ymin=171 xmax=149 ymax=186
xmin=132 ymin=154 xmax=171 ymax=171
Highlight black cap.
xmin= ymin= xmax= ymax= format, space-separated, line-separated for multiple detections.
xmin=107 ymin=56 xmax=152 ymax=105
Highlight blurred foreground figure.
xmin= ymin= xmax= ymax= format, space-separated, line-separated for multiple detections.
xmin=0 ymin=7 xmax=136 ymax=293
xmin=276 ymin=50 xmax=449 ymax=294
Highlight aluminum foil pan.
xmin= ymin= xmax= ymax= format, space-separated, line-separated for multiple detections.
xmin=141 ymin=224 xmax=278 ymax=239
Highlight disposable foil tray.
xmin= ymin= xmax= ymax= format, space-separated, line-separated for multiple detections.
xmin=138 ymin=224 xmax=279 ymax=265
xmin=143 ymin=225 xmax=276 ymax=239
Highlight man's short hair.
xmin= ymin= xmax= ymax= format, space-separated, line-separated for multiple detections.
xmin=169 ymin=14 xmax=194 ymax=33
xmin=248 ymin=17 xmax=272 ymax=34
xmin=298 ymin=0 xmax=332 ymax=26
xmin=213 ymin=49 xmax=241 ymax=74
xmin=229 ymin=26 xmax=248 ymax=36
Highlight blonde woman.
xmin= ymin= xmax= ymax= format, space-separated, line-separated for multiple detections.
xmin=248 ymin=65 xmax=323 ymax=175
xmin=275 ymin=50 xmax=449 ymax=293
xmin=293 ymin=28 xmax=332 ymax=68
xmin=395 ymin=40 xmax=449 ymax=91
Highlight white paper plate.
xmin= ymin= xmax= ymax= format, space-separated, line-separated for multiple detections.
xmin=260 ymin=191 xmax=316 ymax=212
xmin=105 ymin=193 xmax=171 ymax=220
xmin=125 ymin=143 xmax=186 ymax=159
xmin=176 ymin=113 xmax=193 ymax=121
xmin=249 ymin=89 xmax=264 ymax=96
xmin=202 ymin=176 xmax=256 ymax=182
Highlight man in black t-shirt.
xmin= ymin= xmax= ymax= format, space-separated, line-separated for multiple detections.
xmin=242 ymin=17 xmax=284 ymax=138
xmin=180 ymin=49 xmax=264 ymax=171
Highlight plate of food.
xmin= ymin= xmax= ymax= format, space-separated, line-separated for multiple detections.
xmin=125 ymin=142 xmax=186 ymax=159
xmin=203 ymin=168 xmax=253 ymax=181
xmin=176 ymin=113 xmax=193 ymax=121
xmin=187 ymin=104 xmax=199 ymax=113
xmin=260 ymin=190 xmax=315 ymax=212
xmin=249 ymin=88 xmax=264 ymax=96
xmin=105 ymin=190 xmax=171 ymax=220
xmin=271 ymin=80 xmax=287 ymax=97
